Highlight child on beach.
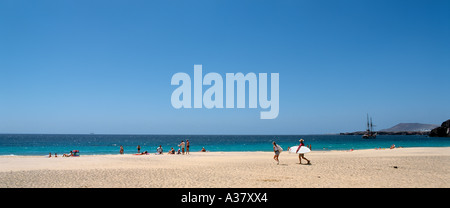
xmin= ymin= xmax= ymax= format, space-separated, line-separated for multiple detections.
xmin=272 ymin=141 xmax=281 ymax=165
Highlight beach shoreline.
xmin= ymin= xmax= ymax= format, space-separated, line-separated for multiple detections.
xmin=1 ymin=147 xmax=449 ymax=188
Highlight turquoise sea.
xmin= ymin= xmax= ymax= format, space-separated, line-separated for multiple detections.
xmin=0 ymin=134 xmax=449 ymax=156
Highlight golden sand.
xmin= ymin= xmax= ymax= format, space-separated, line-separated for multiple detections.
xmin=0 ymin=147 xmax=449 ymax=188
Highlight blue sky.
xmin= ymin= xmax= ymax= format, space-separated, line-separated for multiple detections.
xmin=0 ymin=0 xmax=449 ymax=134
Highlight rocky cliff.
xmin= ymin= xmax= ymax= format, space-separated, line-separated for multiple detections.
xmin=429 ymin=119 xmax=450 ymax=137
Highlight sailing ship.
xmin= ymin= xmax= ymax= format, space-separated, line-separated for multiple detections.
xmin=362 ymin=114 xmax=377 ymax=139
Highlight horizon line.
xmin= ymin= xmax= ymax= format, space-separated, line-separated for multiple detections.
xmin=0 ymin=132 xmax=339 ymax=136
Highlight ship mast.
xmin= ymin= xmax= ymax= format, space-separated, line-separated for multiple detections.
xmin=370 ymin=117 xmax=373 ymax=133
xmin=366 ymin=114 xmax=370 ymax=132
xmin=363 ymin=114 xmax=377 ymax=139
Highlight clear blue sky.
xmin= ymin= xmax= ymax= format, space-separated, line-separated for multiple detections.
xmin=0 ymin=0 xmax=449 ymax=134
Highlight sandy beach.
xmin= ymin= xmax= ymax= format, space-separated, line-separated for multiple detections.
xmin=0 ymin=147 xmax=449 ymax=188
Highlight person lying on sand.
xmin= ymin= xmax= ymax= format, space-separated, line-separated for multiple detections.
xmin=63 ymin=151 xmax=73 ymax=157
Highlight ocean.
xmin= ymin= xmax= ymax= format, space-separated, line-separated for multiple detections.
xmin=0 ymin=134 xmax=449 ymax=156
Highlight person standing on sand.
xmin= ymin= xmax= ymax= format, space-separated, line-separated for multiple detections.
xmin=272 ymin=141 xmax=281 ymax=165
xmin=120 ymin=145 xmax=124 ymax=154
xmin=186 ymin=140 xmax=190 ymax=155
xmin=137 ymin=145 xmax=141 ymax=153
xmin=179 ymin=140 xmax=185 ymax=155
xmin=296 ymin=139 xmax=310 ymax=165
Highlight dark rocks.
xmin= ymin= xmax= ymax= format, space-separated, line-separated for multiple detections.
xmin=429 ymin=119 xmax=450 ymax=137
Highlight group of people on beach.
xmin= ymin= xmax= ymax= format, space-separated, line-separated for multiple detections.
xmin=272 ymin=139 xmax=311 ymax=165
xmin=48 ymin=150 xmax=78 ymax=158
xmin=119 ymin=140 xmax=208 ymax=155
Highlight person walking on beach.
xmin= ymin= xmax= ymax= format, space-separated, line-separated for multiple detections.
xmin=186 ymin=140 xmax=190 ymax=155
xmin=273 ymin=141 xmax=281 ymax=165
xmin=296 ymin=139 xmax=310 ymax=165
xmin=179 ymin=140 xmax=185 ymax=155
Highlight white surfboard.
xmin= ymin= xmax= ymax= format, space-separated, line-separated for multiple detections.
xmin=289 ymin=146 xmax=311 ymax=154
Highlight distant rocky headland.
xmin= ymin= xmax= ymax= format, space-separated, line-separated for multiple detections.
xmin=380 ymin=123 xmax=439 ymax=132
xmin=340 ymin=122 xmax=439 ymax=136
xmin=429 ymin=119 xmax=450 ymax=137
xmin=340 ymin=131 xmax=431 ymax=136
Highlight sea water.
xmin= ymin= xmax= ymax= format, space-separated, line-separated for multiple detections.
xmin=0 ymin=134 xmax=449 ymax=156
